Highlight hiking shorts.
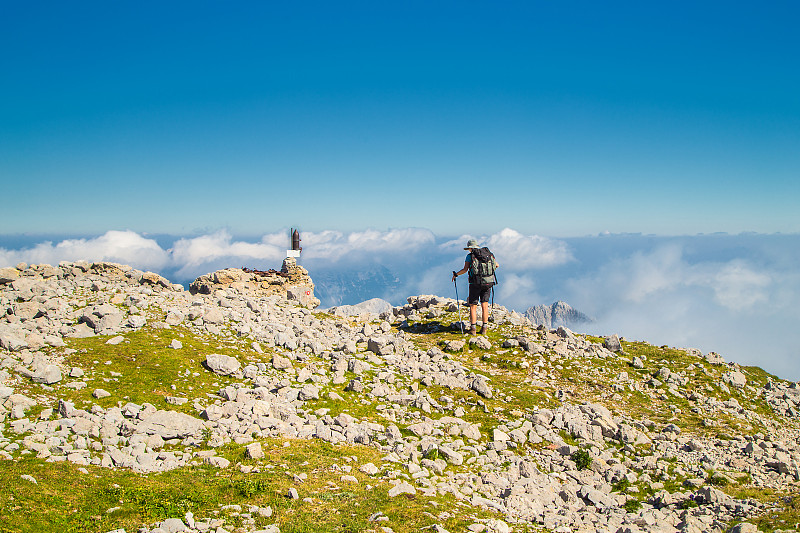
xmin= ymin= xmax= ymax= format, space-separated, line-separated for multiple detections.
xmin=467 ymin=283 xmax=493 ymax=305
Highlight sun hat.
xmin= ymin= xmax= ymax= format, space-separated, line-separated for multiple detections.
xmin=464 ymin=239 xmax=480 ymax=250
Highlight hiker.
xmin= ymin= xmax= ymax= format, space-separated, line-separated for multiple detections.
xmin=451 ymin=239 xmax=499 ymax=335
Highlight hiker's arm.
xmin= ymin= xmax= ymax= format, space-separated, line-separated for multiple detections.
xmin=452 ymin=262 xmax=469 ymax=281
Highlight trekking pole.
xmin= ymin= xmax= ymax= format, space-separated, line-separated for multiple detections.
xmin=490 ymin=271 xmax=498 ymax=322
xmin=452 ymin=271 xmax=464 ymax=334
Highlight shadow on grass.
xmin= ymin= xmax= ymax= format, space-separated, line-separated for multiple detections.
xmin=399 ymin=320 xmax=462 ymax=335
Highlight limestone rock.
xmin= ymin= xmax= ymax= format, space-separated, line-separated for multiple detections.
xmin=388 ymin=481 xmax=416 ymax=497
xmin=0 ymin=267 xmax=20 ymax=284
xmin=471 ymin=375 xmax=493 ymax=399
xmin=327 ymin=298 xmax=393 ymax=318
xmin=205 ymin=353 xmax=240 ymax=376
xmin=31 ymin=365 xmax=62 ymax=385
xmin=603 ymin=334 xmax=622 ymax=352
xmin=136 ymin=410 xmax=204 ymax=439
xmin=246 ymin=442 xmax=264 ymax=459
xmin=723 ymin=371 xmax=747 ymax=388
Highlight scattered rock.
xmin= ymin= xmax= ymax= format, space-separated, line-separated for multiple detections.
xmin=388 ymin=481 xmax=416 ymax=497
xmin=205 ymin=353 xmax=240 ymax=376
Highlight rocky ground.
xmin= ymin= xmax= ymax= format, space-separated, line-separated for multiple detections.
xmin=0 ymin=260 xmax=798 ymax=533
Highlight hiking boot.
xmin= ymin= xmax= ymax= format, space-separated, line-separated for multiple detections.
xmin=479 ymin=325 xmax=488 ymax=335
xmin=468 ymin=324 xmax=477 ymax=335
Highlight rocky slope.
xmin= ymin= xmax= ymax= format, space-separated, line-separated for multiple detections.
xmin=0 ymin=260 xmax=798 ymax=533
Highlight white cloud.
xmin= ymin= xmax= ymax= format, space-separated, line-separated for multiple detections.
xmin=493 ymin=273 xmax=544 ymax=311
xmin=0 ymin=230 xmax=169 ymax=271
xmin=169 ymin=230 xmax=285 ymax=279
xmin=486 ymin=228 xmax=574 ymax=270
xmin=171 ymin=230 xmax=283 ymax=267
xmin=708 ymin=260 xmax=771 ymax=310
xmin=561 ymin=241 xmax=799 ymax=380
xmin=618 ymin=244 xmax=687 ymax=302
xmin=301 ymin=228 xmax=436 ymax=262
xmin=440 ymin=228 xmax=573 ymax=271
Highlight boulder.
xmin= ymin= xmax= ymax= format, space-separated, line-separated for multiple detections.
xmin=471 ymin=375 xmax=493 ymax=399
xmin=205 ymin=354 xmax=240 ymax=376
xmin=246 ymin=442 xmax=264 ymax=459
xmin=271 ymin=354 xmax=293 ymax=370
xmin=603 ymin=334 xmax=622 ymax=352
xmin=328 ymin=298 xmax=393 ymax=318
xmin=0 ymin=267 xmax=20 ymax=284
xmin=31 ymin=365 xmax=62 ymax=385
xmin=388 ymin=481 xmax=416 ymax=497
xmin=723 ymin=371 xmax=747 ymax=388
xmin=203 ymin=308 xmax=225 ymax=324
xmin=0 ymin=329 xmax=27 ymax=351
xmin=136 ymin=410 xmax=204 ymax=439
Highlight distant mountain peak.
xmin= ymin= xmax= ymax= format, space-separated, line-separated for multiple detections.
xmin=524 ymin=300 xmax=592 ymax=329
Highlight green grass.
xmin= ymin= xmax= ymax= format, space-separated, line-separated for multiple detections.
xmin=719 ymin=487 xmax=800 ymax=532
xmin=0 ymin=438 xmax=490 ymax=533
xmin=14 ymin=326 xmax=259 ymax=416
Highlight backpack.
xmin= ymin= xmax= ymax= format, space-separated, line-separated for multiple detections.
xmin=469 ymin=247 xmax=497 ymax=286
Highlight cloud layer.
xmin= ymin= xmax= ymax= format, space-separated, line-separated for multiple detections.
xmin=1 ymin=229 xmax=798 ymax=381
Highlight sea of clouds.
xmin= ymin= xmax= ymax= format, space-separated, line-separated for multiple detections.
xmin=1 ymin=228 xmax=798 ymax=381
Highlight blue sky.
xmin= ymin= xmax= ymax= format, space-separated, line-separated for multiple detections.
xmin=3 ymin=1 xmax=799 ymax=236
xmin=2 ymin=3 xmax=799 ymax=379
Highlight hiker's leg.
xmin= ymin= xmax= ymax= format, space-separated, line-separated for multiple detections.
xmin=466 ymin=284 xmax=479 ymax=334
xmin=480 ymin=301 xmax=489 ymax=333
xmin=469 ymin=304 xmax=477 ymax=334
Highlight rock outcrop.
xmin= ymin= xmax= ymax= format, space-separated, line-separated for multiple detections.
xmin=189 ymin=257 xmax=320 ymax=308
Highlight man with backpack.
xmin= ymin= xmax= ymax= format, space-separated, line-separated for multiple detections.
xmin=451 ymin=239 xmax=499 ymax=335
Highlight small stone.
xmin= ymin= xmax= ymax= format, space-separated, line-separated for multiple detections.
xmin=93 ymin=389 xmax=111 ymax=399
xmin=169 ymin=339 xmax=183 ymax=349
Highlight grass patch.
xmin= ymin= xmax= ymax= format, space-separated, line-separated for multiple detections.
xmin=0 ymin=438 xmax=488 ymax=533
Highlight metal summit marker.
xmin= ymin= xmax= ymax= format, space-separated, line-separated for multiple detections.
xmin=286 ymin=228 xmax=302 ymax=258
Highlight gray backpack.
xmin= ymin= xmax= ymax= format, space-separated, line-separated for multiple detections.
xmin=469 ymin=247 xmax=497 ymax=286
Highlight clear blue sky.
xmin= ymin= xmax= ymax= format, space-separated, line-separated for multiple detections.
xmin=2 ymin=1 xmax=799 ymax=237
